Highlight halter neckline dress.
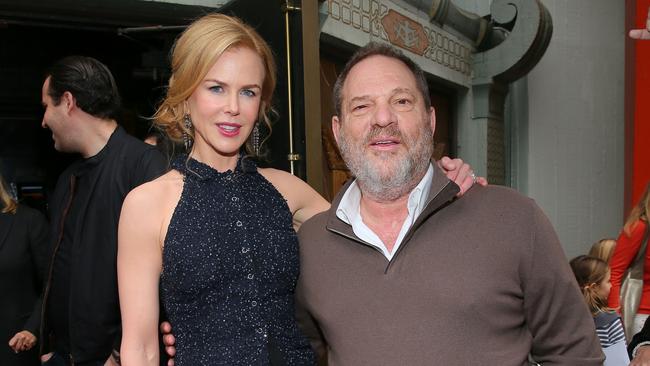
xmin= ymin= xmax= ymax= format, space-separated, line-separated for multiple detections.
xmin=160 ymin=155 xmax=315 ymax=365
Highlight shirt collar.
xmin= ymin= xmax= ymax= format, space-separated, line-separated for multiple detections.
xmin=336 ymin=163 xmax=434 ymax=227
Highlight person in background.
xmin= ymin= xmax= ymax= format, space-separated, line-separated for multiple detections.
xmin=608 ymin=183 xmax=650 ymax=337
xmin=623 ymin=5 xmax=650 ymax=364
xmin=39 ymin=56 xmax=167 ymax=366
xmin=571 ymin=255 xmax=629 ymax=366
xmin=0 ymin=173 xmax=49 ymax=366
xmin=590 ymin=238 xmax=618 ymax=264
xmin=144 ymin=127 xmax=177 ymax=161
xmin=630 ymin=6 xmax=650 ymax=39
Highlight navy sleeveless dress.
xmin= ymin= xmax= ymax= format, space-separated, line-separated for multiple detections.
xmin=160 ymin=155 xmax=316 ymax=365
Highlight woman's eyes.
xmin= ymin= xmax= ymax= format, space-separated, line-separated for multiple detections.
xmin=240 ymin=89 xmax=257 ymax=97
xmin=208 ymin=85 xmax=257 ymax=97
xmin=208 ymin=85 xmax=223 ymax=93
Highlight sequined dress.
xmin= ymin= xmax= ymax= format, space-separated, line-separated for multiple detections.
xmin=160 ymin=156 xmax=316 ymax=365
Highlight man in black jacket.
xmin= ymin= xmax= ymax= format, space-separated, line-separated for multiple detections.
xmin=39 ymin=56 xmax=167 ymax=366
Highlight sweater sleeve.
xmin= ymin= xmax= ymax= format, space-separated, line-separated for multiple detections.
xmin=523 ymin=204 xmax=604 ymax=365
xmin=608 ymin=221 xmax=649 ymax=309
xmin=295 ymin=277 xmax=328 ymax=365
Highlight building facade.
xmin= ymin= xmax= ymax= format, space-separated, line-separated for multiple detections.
xmin=0 ymin=0 xmax=645 ymax=257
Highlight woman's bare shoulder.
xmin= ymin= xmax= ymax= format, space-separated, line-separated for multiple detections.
xmin=258 ymin=168 xmax=308 ymax=197
xmin=125 ymin=170 xmax=184 ymax=213
xmin=258 ymin=168 xmax=329 ymax=228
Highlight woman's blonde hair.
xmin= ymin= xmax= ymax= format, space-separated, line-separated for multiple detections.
xmin=624 ymin=182 xmax=650 ymax=236
xmin=0 ymin=173 xmax=17 ymax=214
xmin=588 ymin=238 xmax=617 ymax=264
xmin=570 ymin=255 xmax=613 ymax=315
xmin=153 ymin=13 xmax=277 ymax=157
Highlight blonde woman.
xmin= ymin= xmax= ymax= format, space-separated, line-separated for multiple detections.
xmin=608 ymin=183 xmax=650 ymax=336
xmin=589 ymin=238 xmax=617 ymax=264
xmin=0 ymin=174 xmax=48 ymax=366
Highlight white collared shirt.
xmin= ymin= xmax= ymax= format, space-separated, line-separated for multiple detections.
xmin=335 ymin=164 xmax=434 ymax=261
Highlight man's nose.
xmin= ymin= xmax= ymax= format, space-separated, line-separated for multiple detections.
xmin=373 ymin=102 xmax=396 ymax=127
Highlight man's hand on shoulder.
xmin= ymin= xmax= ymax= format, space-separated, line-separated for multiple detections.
xmin=161 ymin=321 xmax=176 ymax=366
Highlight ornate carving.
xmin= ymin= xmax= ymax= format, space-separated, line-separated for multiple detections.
xmin=324 ymin=0 xmax=472 ymax=77
xmin=473 ymin=0 xmax=553 ymax=84
xmin=381 ymin=9 xmax=429 ymax=55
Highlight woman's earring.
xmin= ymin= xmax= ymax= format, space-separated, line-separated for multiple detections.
xmin=183 ymin=114 xmax=193 ymax=151
xmin=252 ymin=123 xmax=260 ymax=155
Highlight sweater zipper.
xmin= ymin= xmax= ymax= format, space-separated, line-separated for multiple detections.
xmin=384 ymin=180 xmax=452 ymax=274
xmin=40 ymin=175 xmax=77 ymax=355
xmin=326 ymin=227 xmax=385 ymax=255
xmin=327 ymin=181 xmax=455 ymax=274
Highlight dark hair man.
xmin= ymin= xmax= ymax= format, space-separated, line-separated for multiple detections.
xmin=294 ymin=42 xmax=604 ymax=365
xmin=39 ymin=56 xmax=166 ymax=366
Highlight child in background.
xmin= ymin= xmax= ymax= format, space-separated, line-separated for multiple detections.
xmin=589 ymin=238 xmax=618 ymax=264
xmin=570 ymin=255 xmax=629 ymax=366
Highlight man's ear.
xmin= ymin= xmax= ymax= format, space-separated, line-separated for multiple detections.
xmin=62 ymin=91 xmax=76 ymax=114
xmin=429 ymin=106 xmax=436 ymax=134
xmin=332 ymin=116 xmax=341 ymax=146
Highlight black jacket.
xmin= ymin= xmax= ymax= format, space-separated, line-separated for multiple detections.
xmin=0 ymin=204 xmax=49 ymax=366
xmin=40 ymin=126 xmax=167 ymax=363
xmin=629 ymin=316 xmax=650 ymax=358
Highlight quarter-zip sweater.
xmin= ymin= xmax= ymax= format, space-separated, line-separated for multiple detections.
xmin=295 ymin=165 xmax=604 ymax=365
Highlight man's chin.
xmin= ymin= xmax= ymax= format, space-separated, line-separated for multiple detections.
xmin=53 ymin=141 xmax=72 ymax=153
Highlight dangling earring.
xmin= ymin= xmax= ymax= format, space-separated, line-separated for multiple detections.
xmin=251 ymin=123 xmax=260 ymax=155
xmin=183 ymin=114 xmax=193 ymax=151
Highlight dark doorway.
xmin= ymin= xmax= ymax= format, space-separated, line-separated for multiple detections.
xmin=0 ymin=0 xmax=298 ymax=213
xmin=0 ymin=22 xmax=174 ymax=212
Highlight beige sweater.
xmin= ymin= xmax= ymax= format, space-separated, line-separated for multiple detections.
xmin=296 ymin=166 xmax=604 ymax=366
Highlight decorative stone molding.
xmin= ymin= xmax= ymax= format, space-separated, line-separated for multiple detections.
xmin=472 ymin=0 xmax=552 ymax=85
xmin=381 ymin=9 xmax=428 ymax=56
xmin=322 ymin=0 xmax=473 ymax=84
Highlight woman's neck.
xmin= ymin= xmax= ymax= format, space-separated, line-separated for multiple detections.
xmin=189 ymin=147 xmax=239 ymax=173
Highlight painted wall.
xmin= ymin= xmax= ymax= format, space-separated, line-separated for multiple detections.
xmin=511 ymin=0 xmax=625 ymax=259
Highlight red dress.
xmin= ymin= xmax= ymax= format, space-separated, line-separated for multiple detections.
xmin=608 ymin=220 xmax=650 ymax=313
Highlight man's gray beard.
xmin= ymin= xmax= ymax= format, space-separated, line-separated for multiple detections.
xmin=337 ymin=123 xmax=434 ymax=202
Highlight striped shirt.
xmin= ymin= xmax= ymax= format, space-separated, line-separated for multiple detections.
xmin=594 ymin=311 xmax=629 ymax=366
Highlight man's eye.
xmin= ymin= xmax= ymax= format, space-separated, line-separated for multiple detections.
xmin=393 ymin=97 xmax=415 ymax=111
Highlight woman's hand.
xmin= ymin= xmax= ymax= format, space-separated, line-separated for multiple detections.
xmin=630 ymin=7 xmax=650 ymax=39
xmin=438 ymin=156 xmax=487 ymax=196
xmin=8 ymin=330 xmax=36 ymax=353
xmin=631 ymin=345 xmax=650 ymax=366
